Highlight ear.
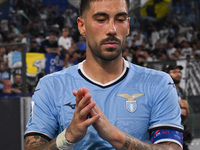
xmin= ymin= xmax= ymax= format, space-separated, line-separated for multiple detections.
xmin=126 ymin=17 xmax=130 ymax=36
xmin=77 ymin=17 xmax=86 ymax=36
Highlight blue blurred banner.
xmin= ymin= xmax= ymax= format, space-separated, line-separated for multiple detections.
xmin=45 ymin=53 xmax=64 ymax=74
xmin=0 ymin=0 xmax=10 ymax=19
xmin=42 ymin=0 xmax=69 ymax=12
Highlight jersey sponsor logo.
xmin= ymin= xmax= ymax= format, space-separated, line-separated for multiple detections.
xmin=117 ymin=94 xmax=144 ymax=113
xmin=65 ymin=102 xmax=76 ymax=109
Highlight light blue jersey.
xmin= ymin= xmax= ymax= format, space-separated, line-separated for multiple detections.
xmin=25 ymin=60 xmax=183 ymax=149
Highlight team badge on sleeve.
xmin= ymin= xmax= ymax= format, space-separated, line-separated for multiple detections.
xmin=117 ymin=94 xmax=144 ymax=113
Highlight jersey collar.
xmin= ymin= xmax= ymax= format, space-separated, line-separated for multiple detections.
xmin=78 ymin=59 xmax=129 ymax=88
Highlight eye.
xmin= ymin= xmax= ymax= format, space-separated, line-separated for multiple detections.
xmin=96 ymin=18 xmax=106 ymax=23
xmin=116 ymin=16 xmax=127 ymax=22
xmin=118 ymin=19 xmax=125 ymax=22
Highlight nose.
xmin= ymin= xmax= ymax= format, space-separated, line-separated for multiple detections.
xmin=107 ymin=20 xmax=117 ymax=36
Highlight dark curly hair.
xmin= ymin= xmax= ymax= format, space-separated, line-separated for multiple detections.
xmin=79 ymin=0 xmax=130 ymax=16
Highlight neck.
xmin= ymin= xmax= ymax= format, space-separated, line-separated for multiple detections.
xmin=83 ymin=56 xmax=124 ymax=84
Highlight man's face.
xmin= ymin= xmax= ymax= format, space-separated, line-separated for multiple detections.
xmin=169 ymin=68 xmax=182 ymax=84
xmin=77 ymin=0 xmax=130 ymax=61
xmin=49 ymin=35 xmax=56 ymax=42
xmin=15 ymin=75 xmax=21 ymax=84
xmin=62 ymin=31 xmax=69 ymax=37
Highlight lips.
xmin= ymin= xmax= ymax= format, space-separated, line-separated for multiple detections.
xmin=103 ymin=41 xmax=119 ymax=48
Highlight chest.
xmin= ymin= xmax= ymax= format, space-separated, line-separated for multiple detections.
xmin=57 ymin=83 xmax=152 ymax=137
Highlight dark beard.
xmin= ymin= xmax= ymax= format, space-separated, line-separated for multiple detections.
xmin=172 ymin=78 xmax=180 ymax=84
xmin=88 ymin=36 xmax=124 ymax=61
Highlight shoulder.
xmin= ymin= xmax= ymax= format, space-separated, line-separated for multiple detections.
xmin=40 ymin=65 xmax=79 ymax=83
xmin=58 ymin=36 xmax=64 ymax=41
xmin=128 ymin=62 xmax=169 ymax=80
xmin=127 ymin=62 xmax=173 ymax=90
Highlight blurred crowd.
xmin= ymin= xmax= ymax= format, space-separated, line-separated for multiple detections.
xmin=0 ymin=0 xmax=200 ymax=96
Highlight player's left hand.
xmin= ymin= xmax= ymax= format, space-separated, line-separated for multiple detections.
xmin=90 ymin=105 xmax=119 ymax=144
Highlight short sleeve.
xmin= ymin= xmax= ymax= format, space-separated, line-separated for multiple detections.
xmin=25 ymin=77 xmax=59 ymax=139
xmin=149 ymin=73 xmax=183 ymax=147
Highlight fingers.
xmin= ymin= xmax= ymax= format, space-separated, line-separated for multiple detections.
xmin=84 ymin=113 xmax=101 ymax=128
xmin=73 ymin=87 xmax=100 ymax=121
xmin=73 ymin=87 xmax=90 ymax=104
xmin=181 ymin=109 xmax=187 ymax=116
xmin=179 ymin=100 xmax=190 ymax=115
xmin=79 ymin=99 xmax=95 ymax=120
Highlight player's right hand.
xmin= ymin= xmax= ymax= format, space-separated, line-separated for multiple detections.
xmin=67 ymin=87 xmax=100 ymax=143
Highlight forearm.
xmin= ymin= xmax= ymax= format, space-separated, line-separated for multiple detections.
xmin=45 ymin=48 xmax=59 ymax=54
xmin=110 ymin=130 xmax=182 ymax=150
xmin=11 ymin=88 xmax=21 ymax=94
xmin=24 ymin=135 xmax=58 ymax=150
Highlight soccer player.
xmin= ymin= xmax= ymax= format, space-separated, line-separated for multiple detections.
xmin=24 ymin=0 xmax=183 ymax=149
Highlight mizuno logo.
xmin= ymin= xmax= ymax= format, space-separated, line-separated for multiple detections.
xmin=65 ymin=102 xmax=76 ymax=109
xmin=168 ymin=82 xmax=175 ymax=88
xmin=34 ymin=88 xmax=40 ymax=92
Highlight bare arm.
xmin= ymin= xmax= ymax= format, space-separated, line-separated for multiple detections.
xmin=90 ymin=100 xmax=182 ymax=150
xmin=10 ymin=88 xmax=21 ymax=94
xmin=45 ymin=48 xmax=60 ymax=55
xmin=24 ymin=135 xmax=57 ymax=150
xmin=113 ymin=131 xmax=181 ymax=150
xmin=25 ymin=87 xmax=100 ymax=149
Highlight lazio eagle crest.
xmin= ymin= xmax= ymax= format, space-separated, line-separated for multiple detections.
xmin=117 ymin=94 xmax=144 ymax=113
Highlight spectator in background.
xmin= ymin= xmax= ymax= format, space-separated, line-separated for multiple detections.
xmin=58 ymin=28 xmax=79 ymax=68
xmin=50 ymin=24 xmax=61 ymax=37
xmin=12 ymin=74 xmax=22 ymax=92
xmin=0 ymin=63 xmax=10 ymax=92
xmin=150 ymin=26 xmax=160 ymax=48
xmin=10 ymin=22 xmax=20 ymax=36
xmin=15 ymin=33 xmax=27 ymax=43
xmin=167 ymin=42 xmax=177 ymax=58
xmin=54 ymin=11 xmax=65 ymax=31
xmin=0 ymin=34 xmax=3 ymax=44
xmin=137 ymin=55 xmax=146 ymax=66
xmin=162 ymin=64 xmax=192 ymax=150
xmin=76 ymin=35 xmax=86 ymax=62
xmin=40 ymin=32 xmax=60 ymax=55
xmin=29 ymin=22 xmax=40 ymax=38
xmin=35 ymin=33 xmax=45 ymax=47
xmin=0 ymin=47 xmax=8 ymax=66
xmin=131 ymin=46 xmax=143 ymax=64
xmin=122 ymin=47 xmax=132 ymax=62
xmin=143 ymin=49 xmax=153 ymax=62
xmin=58 ymin=28 xmax=74 ymax=68
xmin=181 ymin=41 xmax=193 ymax=59
xmin=29 ymin=41 xmax=41 ymax=53
xmin=2 ymin=79 xmax=21 ymax=95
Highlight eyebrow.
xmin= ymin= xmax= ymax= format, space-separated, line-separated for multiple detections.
xmin=92 ymin=12 xmax=128 ymax=18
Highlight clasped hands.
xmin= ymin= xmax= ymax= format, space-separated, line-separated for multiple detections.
xmin=65 ymin=87 xmax=116 ymax=144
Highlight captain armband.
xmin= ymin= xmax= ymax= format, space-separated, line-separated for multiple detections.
xmin=56 ymin=128 xmax=76 ymax=150
xmin=151 ymin=129 xmax=183 ymax=148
